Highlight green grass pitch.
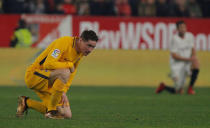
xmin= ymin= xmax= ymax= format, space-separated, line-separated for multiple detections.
xmin=0 ymin=86 xmax=210 ymax=128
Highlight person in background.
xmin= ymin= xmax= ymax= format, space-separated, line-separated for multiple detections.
xmin=188 ymin=0 xmax=202 ymax=17
xmin=10 ymin=19 xmax=33 ymax=48
xmin=138 ymin=0 xmax=156 ymax=17
xmin=61 ymin=0 xmax=77 ymax=15
xmin=128 ymin=0 xmax=139 ymax=16
xmin=115 ymin=0 xmax=131 ymax=16
xmin=156 ymin=0 xmax=169 ymax=17
xmin=90 ymin=0 xmax=115 ymax=16
xmin=0 ymin=0 xmax=3 ymax=13
xmin=173 ymin=0 xmax=190 ymax=17
xmin=156 ymin=21 xmax=200 ymax=95
xmin=76 ymin=0 xmax=90 ymax=16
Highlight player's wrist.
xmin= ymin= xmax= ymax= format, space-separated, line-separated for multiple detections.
xmin=187 ymin=57 xmax=193 ymax=62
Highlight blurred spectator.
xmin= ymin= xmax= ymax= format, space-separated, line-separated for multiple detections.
xmin=0 ymin=0 xmax=209 ymax=17
xmin=10 ymin=19 xmax=33 ymax=48
xmin=115 ymin=0 xmax=131 ymax=16
xmin=50 ymin=0 xmax=77 ymax=15
xmin=138 ymin=0 xmax=156 ymax=17
xmin=156 ymin=0 xmax=169 ymax=17
xmin=90 ymin=0 xmax=115 ymax=16
xmin=199 ymin=0 xmax=210 ymax=17
xmin=61 ymin=0 xmax=77 ymax=14
xmin=128 ymin=0 xmax=139 ymax=16
xmin=0 ymin=0 xmax=3 ymax=13
xmin=76 ymin=0 xmax=90 ymax=16
xmin=173 ymin=0 xmax=190 ymax=17
xmin=188 ymin=0 xmax=202 ymax=17
xmin=45 ymin=0 xmax=55 ymax=13
xmin=34 ymin=0 xmax=46 ymax=14
xmin=3 ymin=0 xmax=26 ymax=13
xmin=23 ymin=0 xmax=36 ymax=13
xmin=54 ymin=3 xmax=65 ymax=14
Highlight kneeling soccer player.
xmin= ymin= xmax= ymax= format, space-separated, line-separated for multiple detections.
xmin=16 ymin=30 xmax=98 ymax=119
xmin=156 ymin=21 xmax=200 ymax=95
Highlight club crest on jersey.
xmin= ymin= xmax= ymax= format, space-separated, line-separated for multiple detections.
xmin=51 ymin=49 xmax=60 ymax=58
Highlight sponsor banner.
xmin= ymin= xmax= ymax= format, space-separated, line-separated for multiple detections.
xmin=22 ymin=14 xmax=72 ymax=48
xmin=0 ymin=15 xmax=21 ymax=47
xmin=73 ymin=17 xmax=210 ymax=51
xmin=0 ymin=15 xmax=209 ymax=51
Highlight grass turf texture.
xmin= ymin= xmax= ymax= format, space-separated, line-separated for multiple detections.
xmin=0 ymin=86 xmax=210 ymax=128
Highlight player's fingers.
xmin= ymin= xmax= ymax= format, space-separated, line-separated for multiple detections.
xmin=60 ymin=97 xmax=64 ymax=107
xmin=63 ymin=98 xmax=68 ymax=104
xmin=63 ymin=96 xmax=68 ymax=107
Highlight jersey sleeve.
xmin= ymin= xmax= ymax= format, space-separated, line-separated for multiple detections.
xmin=170 ymin=36 xmax=178 ymax=54
xmin=43 ymin=37 xmax=74 ymax=69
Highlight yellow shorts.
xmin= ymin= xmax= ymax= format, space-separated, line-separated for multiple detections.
xmin=25 ymin=67 xmax=69 ymax=107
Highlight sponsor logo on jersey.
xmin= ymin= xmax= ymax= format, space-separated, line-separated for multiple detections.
xmin=51 ymin=49 xmax=60 ymax=58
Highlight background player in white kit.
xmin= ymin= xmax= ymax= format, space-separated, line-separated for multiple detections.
xmin=156 ymin=20 xmax=200 ymax=95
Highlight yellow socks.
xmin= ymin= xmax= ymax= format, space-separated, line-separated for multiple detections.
xmin=47 ymin=79 xmax=65 ymax=111
xmin=26 ymin=99 xmax=47 ymax=114
xmin=27 ymin=79 xmax=66 ymax=113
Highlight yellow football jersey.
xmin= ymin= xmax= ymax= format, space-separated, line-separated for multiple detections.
xmin=26 ymin=36 xmax=83 ymax=92
xmin=32 ymin=36 xmax=83 ymax=70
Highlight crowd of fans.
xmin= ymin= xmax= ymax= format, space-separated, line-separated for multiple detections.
xmin=0 ymin=0 xmax=209 ymax=17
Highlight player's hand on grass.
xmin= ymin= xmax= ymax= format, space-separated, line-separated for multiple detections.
xmin=61 ymin=93 xmax=68 ymax=107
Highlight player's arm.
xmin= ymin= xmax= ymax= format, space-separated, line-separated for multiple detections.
xmin=191 ymin=47 xmax=200 ymax=68
xmin=171 ymin=52 xmax=192 ymax=62
xmin=63 ymin=58 xmax=82 ymax=93
xmin=43 ymin=37 xmax=74 ymax=70
xmin=191 ymin=47 xmax=196 ymax=57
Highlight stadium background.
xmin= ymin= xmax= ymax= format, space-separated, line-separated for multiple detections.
xmin=0 ymin=15 xmax=209 ymax=87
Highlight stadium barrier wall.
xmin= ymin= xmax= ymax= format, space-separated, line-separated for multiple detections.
xmin=0 ymin=48 xmax=209 ymax=87
xmin=0 ymin=14 xmax=21 ymax=47
xmin=0 ymin=15 xmax=210 ymax=51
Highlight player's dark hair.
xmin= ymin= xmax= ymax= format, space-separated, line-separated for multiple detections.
xmin=176 ymin=20 xmax=185 ymax=28
xmin=80 ymin=30 xmax=98 ymax=42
